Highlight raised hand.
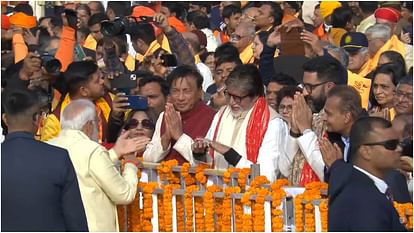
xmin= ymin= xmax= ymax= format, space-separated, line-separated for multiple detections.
xmin=292 ymin=92 xmax=313 ymax=134
xmin=267 ymin=26 xmax=281 ymax=48
xmin=23 ymin=28 xmax=39 ymax=46
xmin=300 ymin=29 xmax=323 ymax=56
xmin=111 ymin=92 xmax=129 ymax=118
xmin=153 ymin=13 xmax=172 ymax=33
xmin=20 ymin=52 xmax=42 ymax=80
xmin=113 ymin=130 xmax=151 ymax=158
xmin=164 ymin=103 xmax=183 ymax=141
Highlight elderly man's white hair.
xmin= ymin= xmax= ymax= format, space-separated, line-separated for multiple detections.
xmin=237 ymin=21 xmax=256 ymax=38
xmin=365 ymin=24 xmax=392 ymax=41
xmin=61 ymin=99 xmax=97 ymax=130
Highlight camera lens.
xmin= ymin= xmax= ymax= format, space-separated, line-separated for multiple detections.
xmin=101 ymin=18 xmax=129 ymax=37
xmin=44 ymin=59 xmax=61 ymax=74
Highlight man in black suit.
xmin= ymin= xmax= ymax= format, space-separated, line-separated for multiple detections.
xmin=1 ymin=88 xmax=88 ymax=231
xmin=320 ymin=117 xmax=407 ymax=231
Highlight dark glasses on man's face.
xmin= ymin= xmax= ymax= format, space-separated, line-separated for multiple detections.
xmin=362 ymin=139 xmax=401 ymax=151
xmin=124 ymin=118 xmax=154 ymax=130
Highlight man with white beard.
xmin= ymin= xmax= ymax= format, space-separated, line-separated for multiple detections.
xmin=192 ymin=64 xmax=294 ymax=182
xmin=48 ymin=99 xmax=146 ymax=231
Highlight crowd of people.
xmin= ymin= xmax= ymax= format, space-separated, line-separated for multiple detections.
xmin=1 ymin=1 xmax=413 ymax=231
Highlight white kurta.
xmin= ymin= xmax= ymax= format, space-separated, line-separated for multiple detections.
xmin=143 ymin=112 xmax=196 ymax=165
xmin=205 ymin=105 xmax=294 ymax=182
xmin=48 ymin=129 xmax=138 ymax=232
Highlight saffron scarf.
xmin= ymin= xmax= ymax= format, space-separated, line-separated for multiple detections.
xmin=210 ymin=97 xmax=270 ymax=165
xmin=358 ymin=35 xmax=406 ymax=77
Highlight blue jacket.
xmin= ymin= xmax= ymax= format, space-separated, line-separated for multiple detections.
xmin=1 ymin=131 xmax=88 ymax=231
xmin=328 ymin=160 xmax=406 ymax=232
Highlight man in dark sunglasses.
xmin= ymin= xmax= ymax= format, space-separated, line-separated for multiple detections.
xmin=324 ymin=117 xmax=407 ymax=232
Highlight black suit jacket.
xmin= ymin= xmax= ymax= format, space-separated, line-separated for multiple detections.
xmin=1 ymin=132 xmax=88 ymax=231
xmin=327 ymin=160 xmax=407 ymax=232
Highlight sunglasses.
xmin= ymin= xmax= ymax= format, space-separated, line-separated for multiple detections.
xmin=124 ymin=118 xmax=154 ymax=130
xmin=362 ymin=139 xmax=402 ymax=151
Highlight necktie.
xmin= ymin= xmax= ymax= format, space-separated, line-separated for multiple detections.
xmin=385 ymin=188 xmax=394 ymax=203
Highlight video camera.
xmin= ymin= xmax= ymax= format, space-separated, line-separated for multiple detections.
xmin=101 ymin=16 xmax=153 ymax=37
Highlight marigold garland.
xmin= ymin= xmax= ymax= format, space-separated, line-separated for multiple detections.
xmin=157 ymin=160 xmax=179 ymax=183
xmin=181 ymin=162 xmax=196 ymax=186
xmin=294 ymin=194 xmax=304 ymax=232
xmin=194 ymin=196 xmax=205 ymax=232
xmin=141 ymin=182 xmax=158 ymax=232
xmin=394 ymin=201 xmax=413 ymax=230
xmin=204 ymin=190 xmax=215 ymax=232
xmin=222 ymin=186 xmax=241 ymax=231
xmin=319 ymin=199 xmax=328 ymax=232
xmin=234 ymin=199 xmax=243 ymax=231
xmin=215 ymin=197 xmax=224 ymax=231
xmin=253 ymin=188 xmax=269 ymax=232
xmin=271 ymin=179 xmax=287 ymax=232
xmin=237 ymin=168 xmax=251 ymax=188
xmin=184 ymin=185 xmax=199 ymax=231
xmin=176 ymin=195 xmax=185 ymax=231
xmin=195 ymin=164 xmax=208 ymax=186
xmin=157 ymin=194 xmax=165 ymax=232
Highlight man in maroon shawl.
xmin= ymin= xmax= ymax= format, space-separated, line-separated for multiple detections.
xmin=143 ymin=65 xmax=216 ymax=165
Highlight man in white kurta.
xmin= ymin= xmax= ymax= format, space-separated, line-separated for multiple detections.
xmin=205 ymin=105 xmax=292 ymax=182
xmin=48 ymin=99 xmax=141 ymax=231
xmin=193 ymin=64 xmax=295 ymax=182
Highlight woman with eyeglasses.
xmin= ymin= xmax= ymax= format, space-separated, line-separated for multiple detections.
xmin=120 ymin=109 xmax=157 ymax=157
xmin=369 ymin=63 xmax=403 ymax=121
xmin=276 ymin=86 xmax=301 ymax=123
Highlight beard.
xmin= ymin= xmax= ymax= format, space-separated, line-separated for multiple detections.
xmin=306 ymin=93 xmax=327 ymax=113
xmin=230 ymin=109 xmax=242 ymax=118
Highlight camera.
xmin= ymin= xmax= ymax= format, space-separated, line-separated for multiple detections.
xmin=40 ymin=53 xmax=61 ymax=75
xmin=139 ymin=16 xmax=153 ymax=23
xmin=160 ymin=54 xmax=177 ymax=67
xmin=101 ymin=17 xmax=133 ymax=37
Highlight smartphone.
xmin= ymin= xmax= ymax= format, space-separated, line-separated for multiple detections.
xmin=139 ymin=16 xmax=153 ymax=22
xmin=280 ymin=26 xmax=305 ymax=56
xmin=160 ymin=54 xmax=178 ymax=67
xmin=126 ymin=95 xmax=148 ymax=110
xmin=110 ymin=73 xmax=138 ymax=95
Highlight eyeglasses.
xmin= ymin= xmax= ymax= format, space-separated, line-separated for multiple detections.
xmin=124 ymin=118 xmax=155 ymax=130
xmin=362 ymin=139 xmax=402 ymax=151
xmin=302 ymin=81 xmax=329 ymax=94
xmin=278 ymin=104 xmax=292 ymax=112
xmin=396 ymin=90 xmax=413 ymax=101
xmin=230 ymin=33 xmax=247 ymax=42
xmin=224 ymin=89 xmax=250 ymax=104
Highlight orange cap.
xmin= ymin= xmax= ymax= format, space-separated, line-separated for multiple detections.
xmin=131 ymin=6 xmax=155 ymax=18
xmin=9 ymin=12 xmax=36 ymax=29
